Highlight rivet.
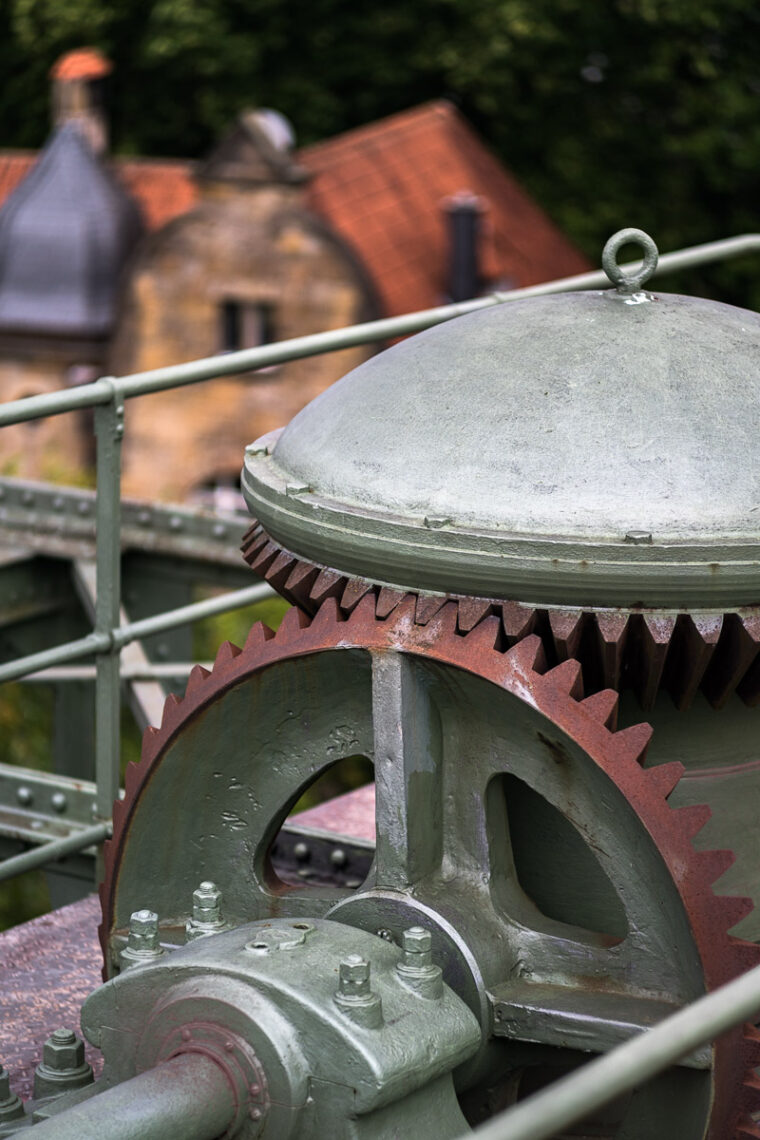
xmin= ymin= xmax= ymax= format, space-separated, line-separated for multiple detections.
xmin=21 ymin=491 xmax=34 ymax=506
xmin=212 ymin=523 xmax=227 ymax=539
xmin=77 ymin=501 xmax=90 ymax=516
xmin=168 ymin=515 xmax=183 ymax=532
xmin=137 ymin=510 xmax=151 ymax=526
xmin=250 ymin=1108 xmax=262 ymax=1121
xmin=330 ymin=848 xmax=347 ymax=867
xmin=250 ymin=1083 xmax=261 ymax=1096
xmin=52 ymin=496 xmax=65 ymax=511
xmin=16 ymin=786 xmax=33 ymax=807
xmin=224 ymin=1041 xmax=234 ymax=1053
xmin=51 ymin=792 xmax=67 ymax=813
xmin=182 ymin=1028 xmax=191 ymax=1042
xmin=293 ymin=841 xmax=309 ymax=861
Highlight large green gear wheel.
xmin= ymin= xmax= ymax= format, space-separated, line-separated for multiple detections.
xmin=100 ymin=594 xmax=760 ymax=1138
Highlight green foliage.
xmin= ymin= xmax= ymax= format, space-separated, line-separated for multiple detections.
xmin=2 ymin=0 xmax=760 ymax=303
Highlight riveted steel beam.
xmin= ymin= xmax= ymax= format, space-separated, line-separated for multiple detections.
xmin=0 ymin=477 xmax=250 ymax=567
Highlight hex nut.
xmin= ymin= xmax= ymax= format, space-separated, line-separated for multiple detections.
xmin=401 ymin=926 xmax=432 ymax=964
xmin=0 ymin=1067 xmax=24 ymax=1122
xmin=34 ymin=1029 xmax=93 ymax=1099
xmin=121 ymin=909 xmax=165 ymax=969
xmin=186 ymin=881 xmax=230 ymax=942
xmin=396 ymin=926 xmax=444 ymax=1000
xmin=338 ymin=955 xmax=370 ymax=997
xmin=334 ymin=956 xmax=383 ymax=1028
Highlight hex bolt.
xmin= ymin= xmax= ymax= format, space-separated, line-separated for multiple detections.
xmin=401 ymin=926 xmax=433 ymax=968
xmin=396 ymin=926 xmax=444 ymax=1000
xmin=186 ymin=881 xmax=230 ymax=942
xmin=120 ymin=909 xmax=166 ymax=970
xmin=0 ymin=1066 xmax=24 ymax=1122
xmin=338 ymin=955 xmax=371 ymax=998
xmin=33 ymin=1028 xmax=94 ymax=1100
xmin=334 ymin=955 xmax=383 ymax=1028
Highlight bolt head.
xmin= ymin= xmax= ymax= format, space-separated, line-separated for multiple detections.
xmin=339 ymin=954 xmax=370 ymax=996
xmin=401 ymin=926 xmax=431 ymax=954
xmin=194 ymin=881 xmax=221 ymax=906
xmin=130 ymin=909 xmax=158 ymax=935
xmin=127 ymin=909 xmax=161 ymax=953
xmin=43 ymin=1029 xmax=84 ymax=1072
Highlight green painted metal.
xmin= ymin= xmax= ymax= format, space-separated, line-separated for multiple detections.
xmin=618 ymin=689 xmax=760 ymax=941
xmin=0 ymin=477 xmax=251 ymax=568
xmin=242 ymin=233 xmax=760 ymax=609
xmin=104 ymin=643 xmax=715 ymax=1135
xmin=94 ymin=394 xmax=124 ymax=818
xmin=25 ymin=1052 xmax=237 ymax=1140
xmin=0 ymin=821 xmax=111 ymax=882
xmin=80 ymin=917 xmax=478 ymax=1140
xmin=468 ymin=960 xmax=760 ymax=1140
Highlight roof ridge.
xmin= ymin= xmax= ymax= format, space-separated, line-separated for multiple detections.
xmin=298 ymin=100 xmax=457 ymax=158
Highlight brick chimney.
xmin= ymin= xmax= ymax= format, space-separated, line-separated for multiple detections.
xmin=50 ymin=48 xmax=112 ymax=155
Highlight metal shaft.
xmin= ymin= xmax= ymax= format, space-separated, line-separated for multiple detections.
xmin=27 ymin=1053 xmax=236 ymax=1140
xmin=468 ymin=961 xmax=760 ymax=1140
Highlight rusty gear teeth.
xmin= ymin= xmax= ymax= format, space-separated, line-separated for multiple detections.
xmin=98 ymin=592 xmax=760 ymax=1137
xmin=243 ymin=520 xmax=760 ymax=712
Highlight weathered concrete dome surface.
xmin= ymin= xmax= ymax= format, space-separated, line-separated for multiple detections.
xmin=242 ymin=287 xmax=760 ymax=609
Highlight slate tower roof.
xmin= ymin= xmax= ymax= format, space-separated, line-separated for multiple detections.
xmin=0 ymin=125 xmax=142 ymax=338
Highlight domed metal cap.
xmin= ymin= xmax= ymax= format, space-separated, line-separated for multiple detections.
xmin=242 ymin=230 xmax=760 ymax=609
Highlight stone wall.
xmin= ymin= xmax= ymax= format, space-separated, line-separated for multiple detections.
xmin=110 ymin=182 xmax=378 ymax=502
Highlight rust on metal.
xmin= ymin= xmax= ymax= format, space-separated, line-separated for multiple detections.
xmin=241 ymin=519 xmax=760 ymax=713
xmin=100 ymin=590 xmax=760 ymax=1137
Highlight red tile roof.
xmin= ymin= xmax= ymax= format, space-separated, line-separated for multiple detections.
xmin=0 ymin=100 xmax=588 ymax=317
xmin=300 ymin=101 xmax=589 ymax=316
xmin=50 ymin=49 xmax=112 ymax=81
xmin=0 ymin=151 xmax=197 ymax=231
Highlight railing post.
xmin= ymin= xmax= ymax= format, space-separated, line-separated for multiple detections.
xmin=93 ymin=384 xmax=124 ymax=826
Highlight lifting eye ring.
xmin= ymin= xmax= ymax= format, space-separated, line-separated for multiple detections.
xmin=602 ymin=227 xmax=659 ymax=293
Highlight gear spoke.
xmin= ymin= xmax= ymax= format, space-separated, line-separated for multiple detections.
xmin=371 ymin=650 xmax=444 ymax=890
xmin=490 ymin=981 xmax=711 ymax=1068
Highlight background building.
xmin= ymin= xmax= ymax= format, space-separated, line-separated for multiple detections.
xmin=0 ymin=49 xmax=588 ymax=502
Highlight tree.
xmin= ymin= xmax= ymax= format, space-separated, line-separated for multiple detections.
xmin=2 ymin=0 xmax=760 ymax=305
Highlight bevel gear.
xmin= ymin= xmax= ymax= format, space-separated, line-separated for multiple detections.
xmin=242 ymin=519 xmax=760 ymax=714
xmin=100 ymin=593 xmax=760 ymax=1138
